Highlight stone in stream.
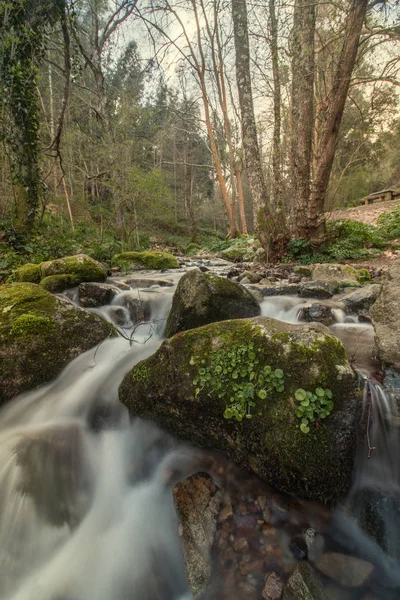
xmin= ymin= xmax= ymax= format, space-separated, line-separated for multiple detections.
xmin=78 ymin=282 xmax=121 ymax=307
xmin=371 ymin=257 xmax=400 ymax=366
xmin=342 ymin=284 xmax=382 ymax=315
xmin=299 ymin=281 xmax=338 ymax=299
xmin=315 ymin=552 xmax=374 ymax=588
xmin=174 ymin=473 xmax=222 ymax=598
xmin=261 ymin=571 xmax=284 ymax=599
xmin=120 ymin=317 xmax=360 ymax=502
xmin=119 ymin=296 xmax=151 ymax=323
xmin=283 ymin=562 xmax=327 ymax=600
xmin=123 ymin=277 xmax=174 ymax=288
xmin=0 ymin=283 xmax=116 ymax=404
xmin=165 ymin=269 xmax=260 ymax=337
xmin=298 ymin=305 xmax=335 ymax=326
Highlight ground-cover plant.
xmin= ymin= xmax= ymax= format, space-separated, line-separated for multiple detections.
xmin=191 ymin=341 xmax=285 ymax=422
xmin=376 ymin=204 xmax=400 ymax=241
xmin=294 ymin=387 xmax=334 ymax=433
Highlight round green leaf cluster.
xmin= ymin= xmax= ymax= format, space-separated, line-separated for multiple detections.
xmin=191 ymin=342 xmax=285 ymax=422
xmin=294 ymin=387 xmax=334 ymax=433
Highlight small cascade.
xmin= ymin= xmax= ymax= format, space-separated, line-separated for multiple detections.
xmin=345 ymin=378 xmax=400 ymax=565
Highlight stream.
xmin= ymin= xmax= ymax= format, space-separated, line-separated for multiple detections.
xmin=0 ymin=262 xmax=399 ymax=599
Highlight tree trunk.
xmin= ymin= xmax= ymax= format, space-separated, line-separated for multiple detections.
xmin=232 ymin=0 xmax=269 ymax=236
xmin=236 ymin=169 xmax=248 ymax=235
xmin=309 ymin=0 xmax=368 ymax=244
xmin=269 ymin=0 xmax=282 ymax=213
xmin=290 ymin=0 xmax=316 ymax=239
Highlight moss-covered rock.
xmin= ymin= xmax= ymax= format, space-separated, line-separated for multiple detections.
xmin=294 ymin=266 xmax=312 ymax=277
xmin=356 ymin=268 xmax=372 ymax=283
xmin=165 ymin=269 xmax=260 ymax=337
xmin=40 ymin=254 xmax=106 ymax=284
xmin=40 ymin=274 xmax=81 ymax=293
xmin=0 ymin=283 xmax=116 ymax=404
xmin=120 ymin=317 xmax=360 ymax=502
xmin=13 ymin=263 xmax=41 ymax=283
xmin=112 ymin=251 xmax=179 ymax=271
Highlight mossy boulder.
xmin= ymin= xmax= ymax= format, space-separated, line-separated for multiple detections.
xmin=294 ymin=266 xmax=312 ymax=278
xmin=112 ymin=251 xmax=179 ymax=271
xmin=120 ymin=317 xmax=360 ymax=502
xmin=0 ymin=283 xmax=116 ymax=404
xmin=40 ymin=253 xmax=106 ymax=284
xmin=40 ymin=274 xmax=81 ymax=293
xmin=165 ymin=269 xmax=260 ymax=337
xmin=13 ymin=263 xmax=41 ymax=284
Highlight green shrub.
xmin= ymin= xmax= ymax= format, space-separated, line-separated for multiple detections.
xmin=377 ymin=205 xmax=400 ymax=241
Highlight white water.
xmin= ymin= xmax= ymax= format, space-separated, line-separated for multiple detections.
xmin=0 ymin=277 xmax=196 ymax=600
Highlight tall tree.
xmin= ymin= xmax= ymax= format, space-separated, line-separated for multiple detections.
xmin=0 ymin=0 xmax=65 ymax=236
xmin=232 ymin=0 xmax=269 ymax=239
xmin=290 ymin=0 xmax=316 ymax=240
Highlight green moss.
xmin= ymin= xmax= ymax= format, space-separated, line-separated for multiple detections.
xmin=293 ymin=266 xmax=312 ymax=277
xmin=0 ymin=283 xmax=116 ymax=405
xmin=13 ymin=263 xmax=41 ymax=284
xmin=185 ymin=243 xmax=201 ymax=255
xmin=356 ymin=268 xmax=372 ymax=283
xmin=40 ymin=274 xmax=80 ymax=293
xmin=11 ymin=314 xmax=56 ymax=337
xmin=40 ymin=254 xmax=106 ymax=283
xmin=112 ymin=251 xmax=179 ymax=270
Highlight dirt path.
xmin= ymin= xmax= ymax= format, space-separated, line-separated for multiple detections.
xmin=327 ymin=199 xmax=400 ymax=227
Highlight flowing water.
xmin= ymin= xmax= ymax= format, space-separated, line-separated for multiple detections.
xmin=1 ymin=265 xmax=400 ymax=599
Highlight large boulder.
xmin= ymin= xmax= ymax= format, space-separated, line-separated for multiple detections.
xmin=371 ymin=258 xmax=400 ymax=366
xmin=13 ymin=254 xmax=107 ymax=293
xmin=40 ymin=253 xmax=107 ymax=283
xmin=78 ymin=282 xmax=121 ymax=307
xmin=112 ymin=251 xmax=179 ymax=271
xmin=0 ymin=283 xmax=116 ymax=404
xmin=120 ymin=317 xmax=359 ymax=502
xmin=312 ymin=264 xmax=358 ymax=284
xmin=342 ymin=284 xmax=381 ymax=315
xmin=165 ymin=269 xmax=260 ymax=337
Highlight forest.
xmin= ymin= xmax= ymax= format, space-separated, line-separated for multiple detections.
xmin=0 ymin=0 xmax=399 ymax=278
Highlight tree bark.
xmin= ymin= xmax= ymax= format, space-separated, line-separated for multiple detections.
xmin=290 ymin=0 xmax=316 ymax=239
xmin=232 ymin=0 xmax=269 ymax=236
xmin=269 ymin=0 xmax=282 ymax=212
xmin=309 ymin=0 xmax=369 ymax=244
xmin=236 ymin=168 xmax=248 ymax=234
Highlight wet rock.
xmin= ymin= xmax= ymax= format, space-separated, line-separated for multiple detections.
xmin=312 ymin=264 xmax=358 ymax=284
xmin=120 ymin=317 xmax=359 ymax=502
xmin=78 ymin=282 xmax=121 ymax=307
xmin=342 ymin=285 xmax=382 ymax=315
xmin=288 ymin=275 xmax=302 ymax=284
xmin=299 ymin=281 xmax=337 ymax=299
xmin=246 ymin=286 xmax=264 ymax=303
xmin=108 ymin=306 xmax=128 ymax=326
xmin=315 ymin=553 xmax=374 ymax=588
xmin=174 ymin=473 xmax=222 ymax=598
xmin=371 ymin=258 xmax=400 ymax=366
xmin=120 ymin=297 xmax=151 ymax=323
xmin=239 ymin=270 xmax=264 ymax=284
xmin=0 ymin=283 xmax=115 ymax=404
xmin=305 ymin=528 xmax=325 ymax=562
xmin=259 ymin=278 xmax=274 ymax=286
xmin=123 ymin=277 xmax=174 ymax=288
xmin=358 ymin=313 xmax=373 ymax=324
xmin=261 ymin=284 xmax=301 ymax=296
xmin=262 ymin=571 xmax=284 ymax=599
xmin=165 ymin=269 xmax=260 ymax=337
xmin=283 ymin=562 xmax=327 ymax=600
xmin=298 ymin=305 xmax=335 ymax=326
